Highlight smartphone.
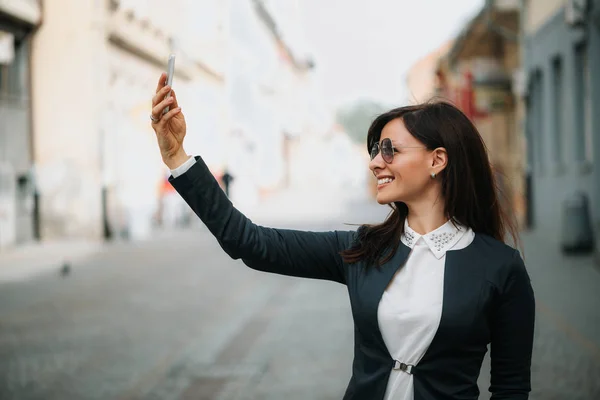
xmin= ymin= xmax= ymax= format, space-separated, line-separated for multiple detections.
xmin=163 ymin=54 xmax=176 ymax=114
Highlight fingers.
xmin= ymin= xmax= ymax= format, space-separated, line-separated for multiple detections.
xmin=151 ymin=74 xmax=180 ymax=125
xmin=152 ymin=84 xmax=171 ymax=107
xmin=153 ymin=107 xmax=181 ymax=127
xmin=170 ymin=89 xmax=179 ymax=109
xmin=151 ymin=95 xmax=174 ymax=120
xmin=155 ymin=73 xmax=166 ymax=94
xmin=161 ymin=106 xmax=181 ymax=124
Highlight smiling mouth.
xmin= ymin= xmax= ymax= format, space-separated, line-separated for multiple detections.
xmin=377 ymin=177 xmax=394 ymax=186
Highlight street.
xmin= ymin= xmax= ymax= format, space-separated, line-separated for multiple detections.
xmin=0 ymin=196 xmax=599 ymax=400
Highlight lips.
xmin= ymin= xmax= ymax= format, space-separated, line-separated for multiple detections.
xmin=377 ymin=176 xmax=395 ymax=185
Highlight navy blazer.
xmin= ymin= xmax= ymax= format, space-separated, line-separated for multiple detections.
xmin=170 ymin=156 xmax=535 ymax=400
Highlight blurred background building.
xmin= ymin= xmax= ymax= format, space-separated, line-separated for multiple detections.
xmin=0 ymin=0 xmax=41 ymax=249
xmin=0 ymin=0 xmax=362 ymax=249
xmin=406 ymin=0 xmax=599 ymax=257
xmin=27 ymin=0 xmax=229 ymax=242
xmin=406 ymin=40 xmax=454 ymax=104
xmin=432 ymin=0 xmax=525 ymax=228
xmin=225 ymin=0 xmax=317 ymax=208
xmin=522 ymin=0 xmax=600 ymax=253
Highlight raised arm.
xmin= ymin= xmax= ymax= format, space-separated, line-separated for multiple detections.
xmin=489 ymin=250 xmax=535 ymax=399
xmin=169 ymin=155 xmax=353 ymax=283
xmin=149 ymin=73 xmax=353 ymax=284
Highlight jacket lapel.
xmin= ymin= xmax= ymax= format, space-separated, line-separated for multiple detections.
xmin=351 ymin=243 xmax=412 ymax=355
xmin=421 ymin=235 xmax=487 ymax=361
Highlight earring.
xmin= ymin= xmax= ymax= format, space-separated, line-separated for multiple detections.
xmin=430 ymin=172 xmax=436 ymax=179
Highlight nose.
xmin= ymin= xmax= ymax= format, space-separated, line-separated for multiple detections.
xmin=369 ymin=151 xmax=385 ymax=173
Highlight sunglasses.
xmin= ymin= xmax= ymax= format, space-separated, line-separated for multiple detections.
xmin=370 ymin=138 xmax=425 ymax=163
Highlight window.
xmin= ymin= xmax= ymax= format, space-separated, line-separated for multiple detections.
xmin=0 ymin=31 xmax=10 ymax=97
xmin=532 ymin=69 xmax=545 ymax=173
xmin=551 ymin=56 xmax=564 ymax=169
xmin=573 ymin=42 xmax=593 ymax=165
xmin=0 ymin=35 xmax=28 ymax=100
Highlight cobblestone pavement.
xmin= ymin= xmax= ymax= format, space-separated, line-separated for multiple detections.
xmin=0 ymin=196 xmax=599 ymax=399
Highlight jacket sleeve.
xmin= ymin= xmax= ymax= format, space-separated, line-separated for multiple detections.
xmin=489 ymin=250 xmax=535 ymax=399
xmin=168 ymin=156 xmax=354 ymax=284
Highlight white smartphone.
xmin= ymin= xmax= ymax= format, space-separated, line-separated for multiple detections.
xmin=163 ymin=53 xmax=176 ymax=114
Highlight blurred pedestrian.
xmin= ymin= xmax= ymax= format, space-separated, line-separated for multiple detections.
xmin=159 ymin=173 xmax=184 ymax=228
xmin=221 ymin=169 xmax=234 ymax=197
xmin=149 ymin=73 xmax=535 ymax=400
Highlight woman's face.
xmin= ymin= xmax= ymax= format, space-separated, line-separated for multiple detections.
xmin=368 ymin=118 xmax=440 ymax=205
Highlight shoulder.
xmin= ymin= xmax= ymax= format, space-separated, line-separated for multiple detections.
xmin=470 ymin=234 xmax=529 ymax=290
xmin=345 ymin=224 xmax=382 ymax=251
xmin=472 ymin=233 xmax=517 ymax=259
xmin=341 ymin=224 xmax=367 ymax=246
xmin=332 ymin=228 xmax=361 ymax=250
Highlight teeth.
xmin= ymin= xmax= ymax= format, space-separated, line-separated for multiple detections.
xmin=378 ymin=177 xmax=394 ymax=185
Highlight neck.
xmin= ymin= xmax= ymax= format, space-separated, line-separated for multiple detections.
xmin=405 ymin=195 xmax=447 ymax=235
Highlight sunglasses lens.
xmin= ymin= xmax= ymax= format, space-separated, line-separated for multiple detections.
xmin=381 ymin=139 xmax=394 ymax=163
xmin=370 ymin=144 xmax=378 ymax=160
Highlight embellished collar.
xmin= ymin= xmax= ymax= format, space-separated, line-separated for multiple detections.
xmin=401 ymin=218 xmax=468 ymax=259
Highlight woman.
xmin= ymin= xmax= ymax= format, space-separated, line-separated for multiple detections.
xmin=150 ymin=73 xmax=535 ymax=400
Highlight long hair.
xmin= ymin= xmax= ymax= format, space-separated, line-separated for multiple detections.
xmin=340 ymin=101 xmax=520 ymax=267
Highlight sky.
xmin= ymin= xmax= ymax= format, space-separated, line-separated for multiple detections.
xmin=293 ymin=0 xmax=484 ymax=109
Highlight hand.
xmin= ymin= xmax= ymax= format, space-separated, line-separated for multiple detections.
xmin=150 ymin=72 xmax=189 ymax=169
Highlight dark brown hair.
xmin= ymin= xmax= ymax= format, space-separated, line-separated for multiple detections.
xmin=340 ymin=101 xmax=520 ymax=267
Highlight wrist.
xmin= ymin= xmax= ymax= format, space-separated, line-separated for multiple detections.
xmin=164 ymin=151 xmax=191 ymax=170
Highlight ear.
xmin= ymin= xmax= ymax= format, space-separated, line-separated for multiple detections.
xmin=430 ymin=147 xmax=448 ymax=174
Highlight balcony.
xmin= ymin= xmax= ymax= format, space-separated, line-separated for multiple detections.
xmin=0 ymin=0 xmax=41 ymax=26
xmin=106 ymin=8 xmax=193 ymax=80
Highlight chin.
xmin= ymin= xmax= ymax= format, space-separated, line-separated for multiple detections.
xmin=375 ymin=193 xmax=398 ymax=205
xmin=375 ymin=187 xmax=408 ymax=205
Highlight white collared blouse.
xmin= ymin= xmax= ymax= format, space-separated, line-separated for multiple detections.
xmin=378 ymin=219 xmax=475 ymax=400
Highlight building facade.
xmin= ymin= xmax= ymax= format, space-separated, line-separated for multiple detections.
xmin=0 ymin=0 xmax=327 ymax=249
xmin=405 ymin=40 xmax=454 ymax=104
xmin=225 ymin=0 xmax=324 ymax=208
xmin=434 ymin=0 xmax=527 ymax=228
xmin=0 ymin=0 xmax=41 ymax=250
xmin=30 ymin=0 xmax=228 ymax=242
xmin=522 ymin=0 xmax=600 ymax=249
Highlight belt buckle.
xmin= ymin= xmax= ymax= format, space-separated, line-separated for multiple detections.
xmin=393 ymin=360 xmax=414 ymax=374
